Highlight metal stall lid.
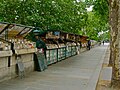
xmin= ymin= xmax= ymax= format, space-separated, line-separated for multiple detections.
xmin=0 ymin=22 xmax=34 ymax=39
xmin=0 ymin=22 xmax=35 ymax=54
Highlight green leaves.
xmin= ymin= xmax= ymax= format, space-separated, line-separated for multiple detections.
xmin=0 ymin=0 xmax=87 ymax=32
xmin=0 ymin=0 xmax=109 ymax=41
xmin=84 ymin=0 xmax=109 ymax=41
xmin=93 ymin=0 xmax=109 ymax=23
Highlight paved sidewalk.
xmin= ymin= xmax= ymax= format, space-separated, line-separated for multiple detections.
xmin=0 ymin=44 xmax=109 ymax=90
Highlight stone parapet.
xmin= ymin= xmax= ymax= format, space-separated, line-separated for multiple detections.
xmin=0 ymin=51 xmax=35 ymax=82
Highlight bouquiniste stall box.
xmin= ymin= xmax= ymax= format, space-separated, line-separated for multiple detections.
xmin=65 ymin=33 xmax=76 ymax=57
xmin=0 ymin=22 xmax=36 ymax=80
xmin=47 ymin=31 xmax=66 ymax=61
xmin=45 ymin=31 xmax=59 ymax=65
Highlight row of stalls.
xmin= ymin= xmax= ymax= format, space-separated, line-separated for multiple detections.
xmin=0 ymin=22 xmax=97 ymax=82
xmin=38 ymin=30 xmax=90 ymax=65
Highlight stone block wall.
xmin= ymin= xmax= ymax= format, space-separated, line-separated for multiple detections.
xmin=0 ymin=53 xmax=35 ymax=82
xmin=0 ymin=57 xmax=10 ymax=82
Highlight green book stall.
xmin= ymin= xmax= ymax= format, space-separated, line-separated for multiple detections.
xmin=71 ymin=42 xmax=77 ymax=56
xmin=66 ymin=42 xmax=72 ymax=58
xmin=65 ymin=33 xmax=76 ymax=57
xmin=57 ymin=43 xmax=66 ymax=61
xmin=46 ymin=43 xmax=58 ymax=65
xmin=44 ymin=31 xmax=59 ymax=65
xmin=75 ymin=35 xmax=81 ymax=55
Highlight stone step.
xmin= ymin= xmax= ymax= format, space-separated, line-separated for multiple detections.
xmin=99 ymin=67 xmax=112 ymax=87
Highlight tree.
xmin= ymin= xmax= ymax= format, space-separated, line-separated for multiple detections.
xmin=109 ymin=0 xmax=120 ymax=81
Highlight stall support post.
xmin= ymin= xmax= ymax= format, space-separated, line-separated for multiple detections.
xmin=8 ymin=56 xmax=11 ymax=67
xmin=57 ymin=48 xmax=58 ymax=62
xmin=5 ymin=29 xmax=8 ymax=40
xmin=49 ymin=50 xmax=50 ymax=65
xmin=65 ymin=47 xmax=67 ymax=59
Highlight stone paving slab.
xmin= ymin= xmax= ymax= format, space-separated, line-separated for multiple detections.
xmin=101 ymin=67 xmax=112 ymax=81
xmin=0 ymin=44 xmax=108 ymax=90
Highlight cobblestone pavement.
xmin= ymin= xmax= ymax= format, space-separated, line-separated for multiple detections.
xmin=0 ymin=44 xmax=108 ymax=90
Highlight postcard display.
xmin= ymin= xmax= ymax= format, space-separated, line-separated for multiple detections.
xmin=0 ymin=23 xmax=36 ymax=81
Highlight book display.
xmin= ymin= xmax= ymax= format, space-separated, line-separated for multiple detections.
xmin=46 ymin=43 xmax=58 ymax=65
xmin=71 ymin=42 xmax=77 ymax=56
xmin=58 ymin=43 xmax=66 ymax=61
xmin=42 ymin=32 xmax=59 ymax=65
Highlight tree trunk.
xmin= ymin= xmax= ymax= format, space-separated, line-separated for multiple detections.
xmin=109 ymin=0 xmax=120 ymax=80
xmin=109 ymin=0 xmax=113 ymax=66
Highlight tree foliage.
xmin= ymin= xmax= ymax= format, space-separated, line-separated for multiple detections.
xmin=0 ymin=0 xmax=86 ymax=32
xmin=85 ymin=0 xmax=109 ymax=40
xmin=0 ymin=0 xmax=109 ymax=40
xmin=93 ymin=0 xmax=109 ymax=23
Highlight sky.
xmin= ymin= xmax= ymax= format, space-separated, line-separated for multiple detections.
xmin=86 ymin=6 xmax=93 ymax=11
xmin=76 ymin=0 xmax=85 ymax=2
xmin=76 ymin=0 xmax=93 ymax=11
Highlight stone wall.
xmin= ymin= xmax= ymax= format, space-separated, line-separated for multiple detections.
xmin=0 ymin=53 xmax=34 ymax=82
xmin=0 ymin=57 xmax=11 ymax=82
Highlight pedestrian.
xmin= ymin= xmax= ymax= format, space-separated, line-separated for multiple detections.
xmin=102 ymin=41 xmax=104 ymax=45
xmin=35 ymin=35 xmax=47 ymax=71
xmin=87 ymin=40 xmax=91 ymax=50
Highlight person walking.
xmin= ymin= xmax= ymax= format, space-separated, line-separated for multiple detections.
xmin=35 ymin=35 xmax=48 ymax=71
xmin=87 ymin=40 xmax=91 ymax=50
xmin=33 ymin=30 xmax=47 ymax=71
xmin=102 ymin=41 xmax=104 ymax=45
